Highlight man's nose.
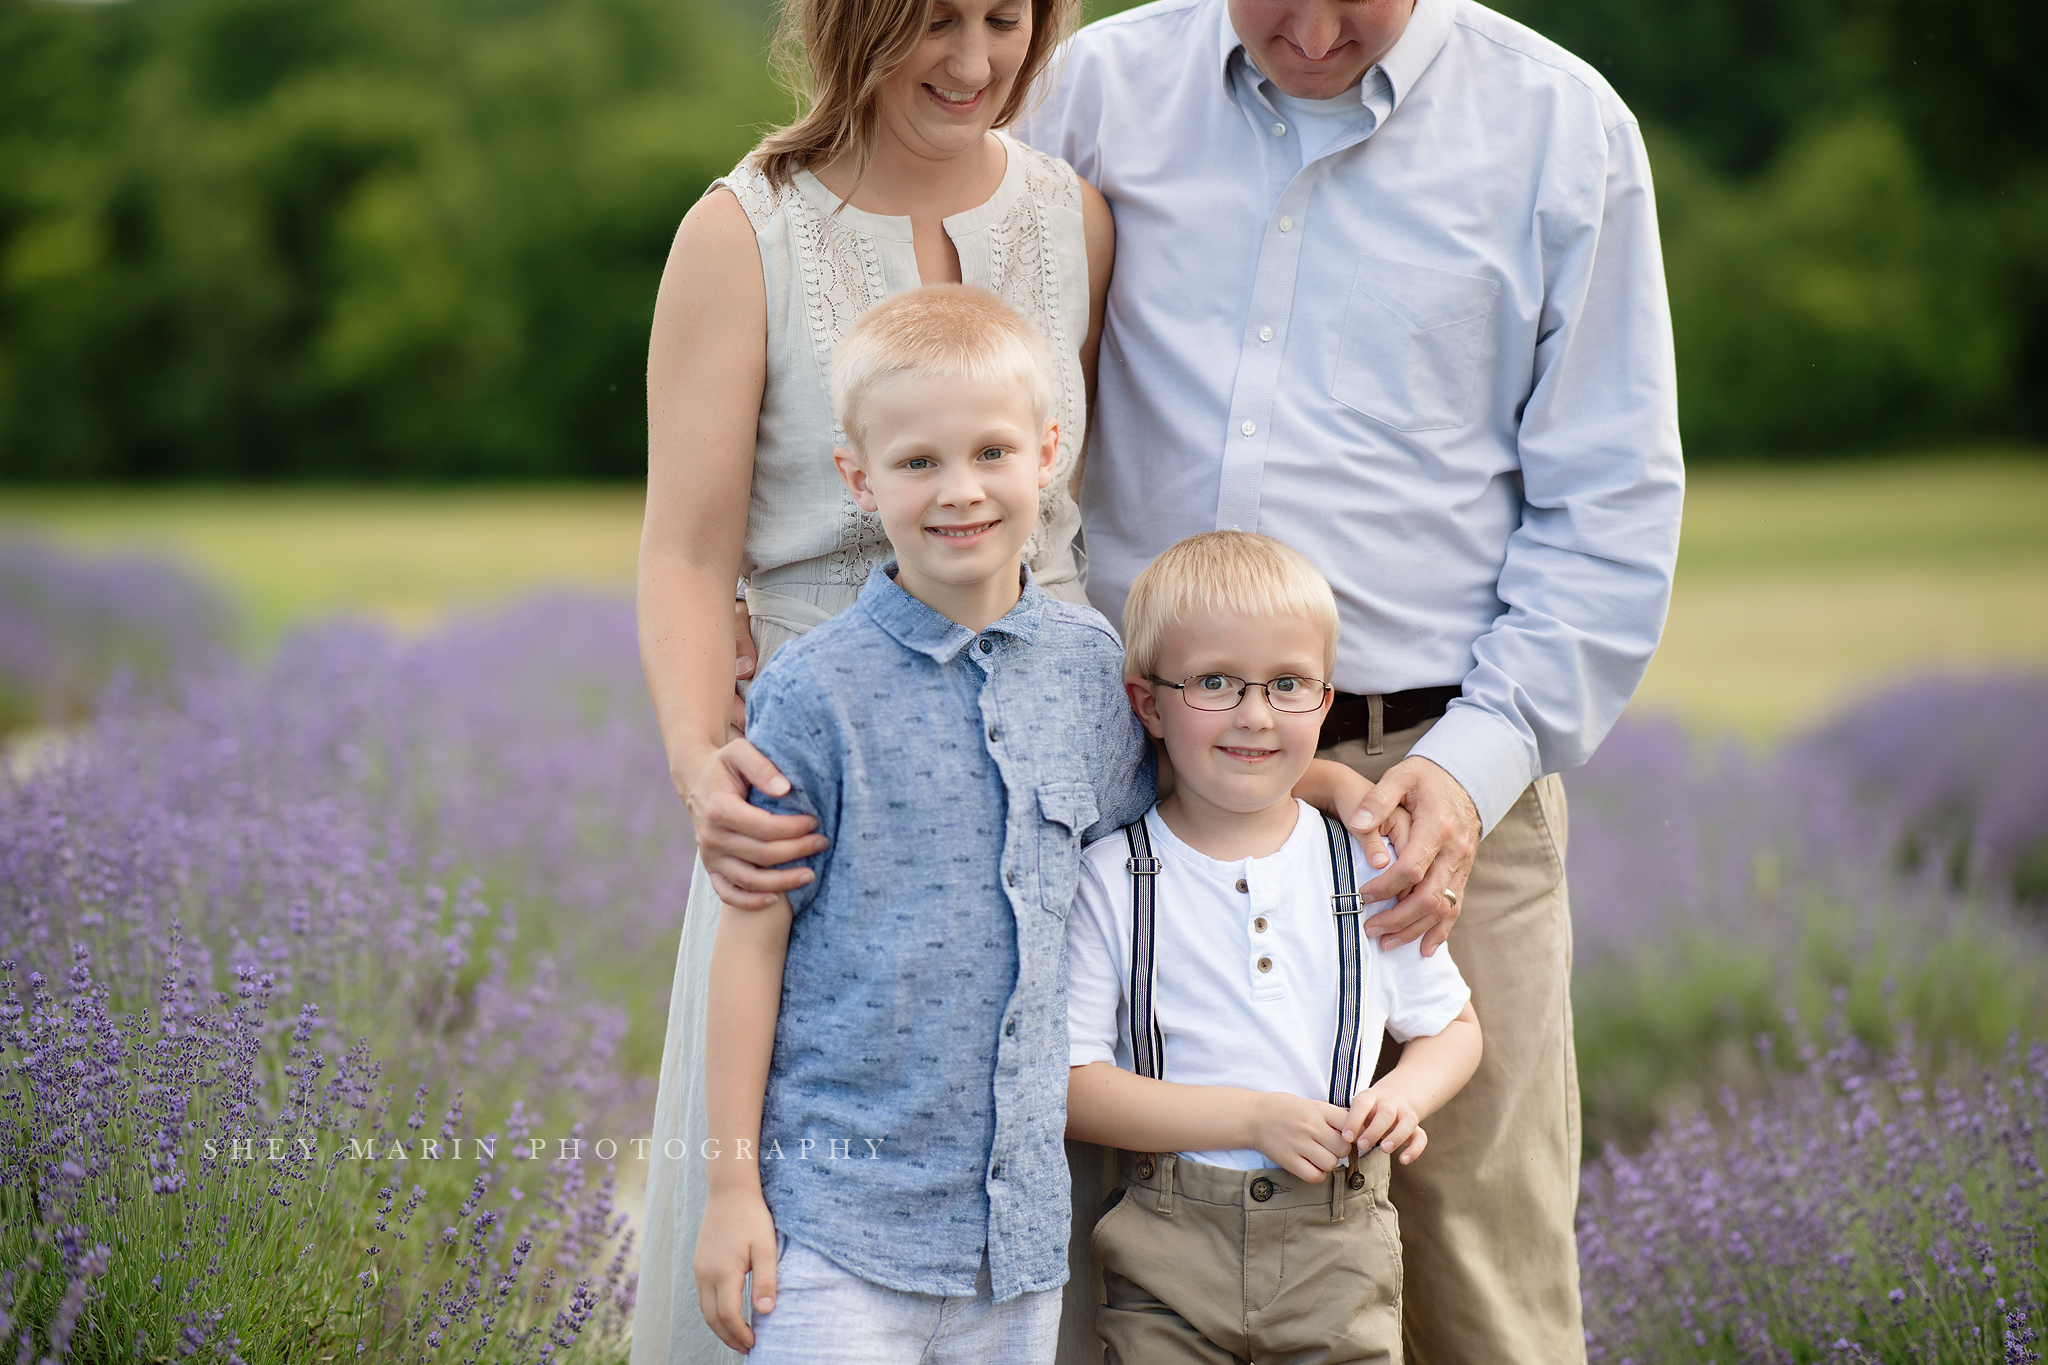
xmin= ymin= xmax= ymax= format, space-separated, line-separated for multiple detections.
xmin=1289 ymin=0 xmax=1343 ymax=58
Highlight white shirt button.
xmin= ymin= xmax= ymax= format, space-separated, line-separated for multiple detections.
xmin=1258 ymin=326 xmax=1274 ymax=342
xmin=1272 ymin=122 xmax=1287 ymax=137
xmin=1278 ymin=215 xmax=1293 ymax=233
xmin=1240 ymin=420 xmax=1256 ymax=436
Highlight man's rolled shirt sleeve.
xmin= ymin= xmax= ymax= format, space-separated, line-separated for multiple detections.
xmin=1408 ymin=115 xmax=1683 ymax=835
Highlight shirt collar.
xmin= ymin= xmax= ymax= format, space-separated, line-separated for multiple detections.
xmin=1217 ymin=0 xmax=1455 ymax=116
xmin=858 ymin=561 xmax=1046 ymax=662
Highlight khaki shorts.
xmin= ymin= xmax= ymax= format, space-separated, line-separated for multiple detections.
xmin=1089 ymin=1150 xmax=1402 ymax=1365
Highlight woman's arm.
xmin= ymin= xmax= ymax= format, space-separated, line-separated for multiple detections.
xmin=694 ymin=895 xmax=794 ymax=1351
xmin=1071 ymin=177 xmax=1115 ymax=499
xmin=640 ymin=188 xmax=827 ymax=906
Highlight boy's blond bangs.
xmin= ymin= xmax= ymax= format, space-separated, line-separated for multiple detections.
xmin=830 ymin=286 xmax=1052 ymax=451
xmin=1123 ymin=532 xmax=1340 ymax=680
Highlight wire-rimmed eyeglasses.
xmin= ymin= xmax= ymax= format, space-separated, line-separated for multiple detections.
xmin=1149 ymin=673 xmax=1333 ymax=714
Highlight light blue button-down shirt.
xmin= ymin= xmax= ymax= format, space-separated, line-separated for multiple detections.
xmin=745 ymin=564 xmax=1154 ymax=1301
xmin=1019 ymin=0 xmax=1684 ymax=831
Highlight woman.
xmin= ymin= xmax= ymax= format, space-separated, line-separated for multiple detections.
xmin=630 ymin=0 xmax=1108 ymax=1353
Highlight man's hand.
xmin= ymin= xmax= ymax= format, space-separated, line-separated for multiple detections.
xmin=1342 ymin=1081 xmax=1429 ymax=1164
xmin=694 ymin=1186 xmax=778 ymax=1352
xmin=686 ymin=741 xmax=828 ymax=910
xmin=1247 ymin=1091 xmax=1354 ymax=1182
xmin=1349 ymin=756 xmax=1479 ymax=956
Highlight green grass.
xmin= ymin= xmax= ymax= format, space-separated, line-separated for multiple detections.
xmin=0 ymin=484 xmax=647 ymax=642
xmin=6 ymin=450 xmax=2046 ymax=738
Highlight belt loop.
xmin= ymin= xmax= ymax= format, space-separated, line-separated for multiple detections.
xmin=1332 ymin=1162 xmax=1348 ymax=1222
xmin=1158 ymin=1154 xmax=1176 ymax=1217
xmin=1366 ymin=694 xmax=1385 ymax=756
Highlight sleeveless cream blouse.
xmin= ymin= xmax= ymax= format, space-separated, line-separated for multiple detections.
xmin=716 ymin=131 xmax=1094 ymax=666
xmin=630 ymin=135 xmax=1099 ymax=1365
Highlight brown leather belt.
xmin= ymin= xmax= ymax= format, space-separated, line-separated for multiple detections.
xmin=1319 ymin=686 xmax=1462 ymax=752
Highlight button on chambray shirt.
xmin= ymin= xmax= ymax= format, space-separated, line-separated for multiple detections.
xmin=745 ymin=564 xmax=1154 ymax=1301
xmin=1018 ymin=0 xmax=1685 ymax=832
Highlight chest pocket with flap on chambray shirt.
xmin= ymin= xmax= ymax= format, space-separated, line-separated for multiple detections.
xmin=1036 ymin=782 xmax=1099 ymax=916
xmin=1333 ymin=254 xmax=1502 ymax=432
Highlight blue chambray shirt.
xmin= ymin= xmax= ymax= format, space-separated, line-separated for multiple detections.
xmin=744 ymin=563 xmax=1155 ymax=1301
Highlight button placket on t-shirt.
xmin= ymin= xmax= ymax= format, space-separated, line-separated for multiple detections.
xmin=1245 ymin=866 xmax=1286 ymax=1002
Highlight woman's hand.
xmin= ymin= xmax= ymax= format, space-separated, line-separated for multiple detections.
xmin=694 ymin=1186 xmax=778 ymax=1351
xmin=688 ymin=741 xmax=829 ymax=910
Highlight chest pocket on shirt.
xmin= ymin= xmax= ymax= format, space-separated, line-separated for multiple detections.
xmin=1036 ymin=782 xmax=1099 ymax=917
xmin=1333 ymin=255 xmax=1501 ymax=432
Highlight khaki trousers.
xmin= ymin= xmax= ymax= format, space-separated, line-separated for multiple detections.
xmin=1056 ymin=720 xmax=1583 ymax=1365
xmin=1091 ymin=1151 xmax=1402 ymax=1365
xmin=1323 ymin=722 xmax=1583 ymax=1365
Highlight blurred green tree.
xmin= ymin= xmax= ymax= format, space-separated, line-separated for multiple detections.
xmin=0 ymin=0 xmax=784 ymax=478
xmin=1 ymin=0 xmax=2043 ymax=472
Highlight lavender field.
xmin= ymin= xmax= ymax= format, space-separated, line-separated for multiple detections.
xmin=3 ymin=538 xmax=2045 ymax=1363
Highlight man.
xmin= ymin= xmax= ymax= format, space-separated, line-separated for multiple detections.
xmin=1018 ymin=0 xmax=1683 ymax=1359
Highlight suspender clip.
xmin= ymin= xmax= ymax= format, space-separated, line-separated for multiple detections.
xmin=1126 ymin=857 xmax=1162 ymax=875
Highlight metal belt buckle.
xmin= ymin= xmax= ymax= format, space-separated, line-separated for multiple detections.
xmin=1127 ymin=857 xmax=1162 ymax=876
xmin=1330 ymin=891 xmax=1362 ymax=916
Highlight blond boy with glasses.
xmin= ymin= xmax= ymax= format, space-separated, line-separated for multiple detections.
xmin=1066 ymin=531 xmax=1482 ymax=1364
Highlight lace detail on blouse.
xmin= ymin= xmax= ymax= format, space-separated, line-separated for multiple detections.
xmin=992 ymin=148 xmax=1085 ymax=571
xmin=714 ymin=141 xmax=1089 ymax=595
xmin=717 ymin=160 xmax=892 ymax=587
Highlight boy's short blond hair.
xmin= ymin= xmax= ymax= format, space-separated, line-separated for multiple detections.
xmin=830 ymin=285 xmax=1052 ymax=456
xmin=1123 ymin=531 xmax=1341 ymax=680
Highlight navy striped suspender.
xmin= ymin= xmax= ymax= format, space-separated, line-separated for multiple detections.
xmin=1324 ymin=813 xmax=1366 ymax=1108
xmin=1123 ymin=821 xmax=1165 ymax=1080
xmin=1120 ymin=814 xmax=1367 ymax=1103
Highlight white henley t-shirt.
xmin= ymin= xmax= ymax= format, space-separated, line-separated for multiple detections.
xmin=1066 ymin=800 xmax=1472 ymax=1170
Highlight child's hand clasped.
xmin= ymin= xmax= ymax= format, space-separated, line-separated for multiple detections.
xmin=1249 ymin=1091 xmax=1357 ymax=1182
xmin=1343 ymin=1083 xmax=1429 ymax=1164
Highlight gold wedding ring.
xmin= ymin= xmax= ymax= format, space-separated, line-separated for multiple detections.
xmin=1442 ymin=889 xmax=1460 ymax=907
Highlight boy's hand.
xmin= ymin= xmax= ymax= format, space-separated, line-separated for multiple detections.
xmin=693 ymin=1187 xmax=779 ymax=1352
xmin=1248 ymin=1091 xmax=1354 ymax=1182
xmin=1343 ymin=1083 xmax=1428 ymax=1164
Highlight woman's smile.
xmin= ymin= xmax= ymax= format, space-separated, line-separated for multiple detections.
xmin=924 ymin=83 xmax=987 ymax=113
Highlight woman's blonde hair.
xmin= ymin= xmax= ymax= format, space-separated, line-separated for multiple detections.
xmin=1122 ymin=532 xmax=1341 ymax=681
xmin=830 ymin=285 xmax=1051 ymax=452
xmin=753 ymin=0 xmax=1076 ymax=189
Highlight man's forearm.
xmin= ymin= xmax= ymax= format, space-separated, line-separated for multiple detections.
xmin=703 ymin=896 xmax=793 ymax=1194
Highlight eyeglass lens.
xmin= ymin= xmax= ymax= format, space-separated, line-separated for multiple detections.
xmin=1181 ymin=674 xmax=1326 ymax=712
